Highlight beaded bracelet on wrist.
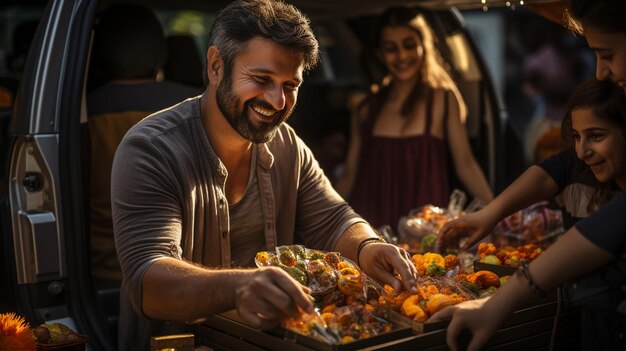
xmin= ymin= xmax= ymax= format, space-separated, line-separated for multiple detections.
xmin=356 ymin=237 xmax=386 ymax=267
xmin=516 ymin=261 xmax=547 ymax=299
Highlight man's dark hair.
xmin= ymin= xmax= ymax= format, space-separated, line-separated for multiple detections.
xmin=203 ymin=0 xmax=319 ymax=87
xmin=566 ymin=0 xmax=626 ymax=35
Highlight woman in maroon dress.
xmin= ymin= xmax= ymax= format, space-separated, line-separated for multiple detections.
xmin=336 ymin=7 xmax=493 ymax=229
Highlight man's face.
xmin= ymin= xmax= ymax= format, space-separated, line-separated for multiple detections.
xmin=216 ymin=37 xmax=304 ymax=143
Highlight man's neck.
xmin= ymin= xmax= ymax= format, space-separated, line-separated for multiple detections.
xmin=199 ymin=90 xmax=254 ymax=202
xmin=200 ymin=92 xmax=253 ymax=158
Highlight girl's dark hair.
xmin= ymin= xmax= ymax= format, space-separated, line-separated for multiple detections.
xmin=561 ymin=78 xmax=626 ymax=145
xmin=561 ymin=78 xmax=626 ymax=210
xmin=203 ymin=0 xmax=319 ymax=87
xmin=365 ymin=7 xmax=454 ymax=122
xmin=566 ymin=0 xmax=626 ymax=35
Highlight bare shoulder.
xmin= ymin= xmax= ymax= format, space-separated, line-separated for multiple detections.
xmin=351 ymin=92 xmax=371 ymax=124
xmin=436 ymin=85 xmax=466 ymax=121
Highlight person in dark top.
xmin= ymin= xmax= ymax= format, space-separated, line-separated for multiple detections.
xmin=335 ymin=7 xmax=493 ymax=229
xmin=438 ymin=77 xmax=626 ymax=349
xmin=87 ymin=3 xmax=200 ymax=286
xmin=433 ymin=191 xmax=626 ymax=351
xmin=438 ymin=78 xmax=625 ymax=251
xmin=434 ymin=1 xmax=626 ymax=349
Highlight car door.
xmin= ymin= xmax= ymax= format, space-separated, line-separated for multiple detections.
xmin=0 ymin=0 xmax=114 ymax=350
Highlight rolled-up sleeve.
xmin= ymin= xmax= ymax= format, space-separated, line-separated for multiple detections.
xmin=111 ymin=134 xmax=183 ymax=316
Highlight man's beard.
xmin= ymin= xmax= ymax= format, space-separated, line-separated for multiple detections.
xmin=216 ymin=71 xmax=294 ymax=144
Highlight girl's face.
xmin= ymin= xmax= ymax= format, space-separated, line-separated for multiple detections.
xmin=571 ymin=107 xmax=626 ymax=189
xmin=378 ymin=26 xmax=424 ymax=82
xmin=584 ymin=24 xmax=626 ymax=95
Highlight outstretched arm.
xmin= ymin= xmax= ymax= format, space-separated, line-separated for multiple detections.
xmin=434 ymin=227 xmax=616 ymax=351
xmin=439 ymin=165 xmax=559 ymax=249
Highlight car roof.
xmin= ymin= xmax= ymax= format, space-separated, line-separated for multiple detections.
xmin=109 ymin=0 xmax=562 ymax=20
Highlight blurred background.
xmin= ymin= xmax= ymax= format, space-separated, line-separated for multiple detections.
xmin=0 ymin=1 xmax=593 ymax=190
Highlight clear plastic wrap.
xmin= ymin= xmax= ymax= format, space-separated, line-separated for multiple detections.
xmin=397 ymin=189 xmax=482 ymax=253
xmin=257 ymin=245 xmax=398 ymax=344
xmin=255 ymin=245 xmax=358 ymax=295
xmin=490 ymin=201 xmax=564 ymax=248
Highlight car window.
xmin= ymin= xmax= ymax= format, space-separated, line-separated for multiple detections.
xmin=0 ymin=5 xmax=44 ymax=75
xmin=0 ymin=3 xmax=45 ymax=199
xmin=155 ymin=10 xmax=214 ymax=66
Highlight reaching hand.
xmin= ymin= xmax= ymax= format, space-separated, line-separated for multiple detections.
xmin=358 ymin=243 xmax=418 ymax=293
xmin=235 ymin=266 xmax=314 ymax=330
xmin=430 ymin=297 xmax=499 ymax=351
xmin=437 ymin=210 xmax=498 ymax=251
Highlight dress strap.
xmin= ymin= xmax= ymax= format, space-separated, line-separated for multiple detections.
xmin=426 ymin=89 xmax=450 ymax=139
xmin=443 ymin=89 xmax=450 ymax=141
xmin=424 ymin=88 xmax=434 ymax=136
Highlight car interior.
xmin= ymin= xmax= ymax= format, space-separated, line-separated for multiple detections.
xmin=0 ymin=1 xmax=505 ymax=350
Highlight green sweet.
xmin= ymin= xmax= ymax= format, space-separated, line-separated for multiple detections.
xmin=461 ymin=280 xmax=480 ymax=295
xmin=424 ymin=261 xmax=446 ymax=277
xmin=282 ymin=265 xmax=309 ymax=285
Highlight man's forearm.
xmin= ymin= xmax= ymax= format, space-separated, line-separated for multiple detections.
xmin=140 ymin=258 xmax=251 ymax=321
xmin=333 ymin=222 xmax=379 ymax=263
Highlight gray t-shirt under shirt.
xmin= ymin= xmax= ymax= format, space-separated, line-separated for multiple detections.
xmin=229 ymin=146 xmax=265 ymax=267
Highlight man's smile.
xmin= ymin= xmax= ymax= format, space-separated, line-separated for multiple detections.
xmin=252 ymin=104 xmax=277 ymax=118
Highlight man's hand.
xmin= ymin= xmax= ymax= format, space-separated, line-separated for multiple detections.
xmin=235 ymin=267 xmax=314 ymax=330
xmin=358 ymin=243 xmax=418 ymax=293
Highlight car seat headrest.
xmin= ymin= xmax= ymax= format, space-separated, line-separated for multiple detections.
xmin=93 ymin=3 xmax=167 ymax=80
xmin=164 ymin=35 xmax=203 ymax=87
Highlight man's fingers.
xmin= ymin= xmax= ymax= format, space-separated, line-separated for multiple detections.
xmin=237 ymin=306 xmax=280 ymax=330
xmin=392 ymin=251 xmax=418 ymax=292
xmin=363 ymin=245 xmax=418 ymax=293
xmin=403 ymin=249 xmax=419 ymax=278
xmin=238 ymin=286 xmax=286 ymax=321
xmin=373 ymin=268 xmax=405 ymax=292
xmin=269 ymin=268 xmax=314 ymax=314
